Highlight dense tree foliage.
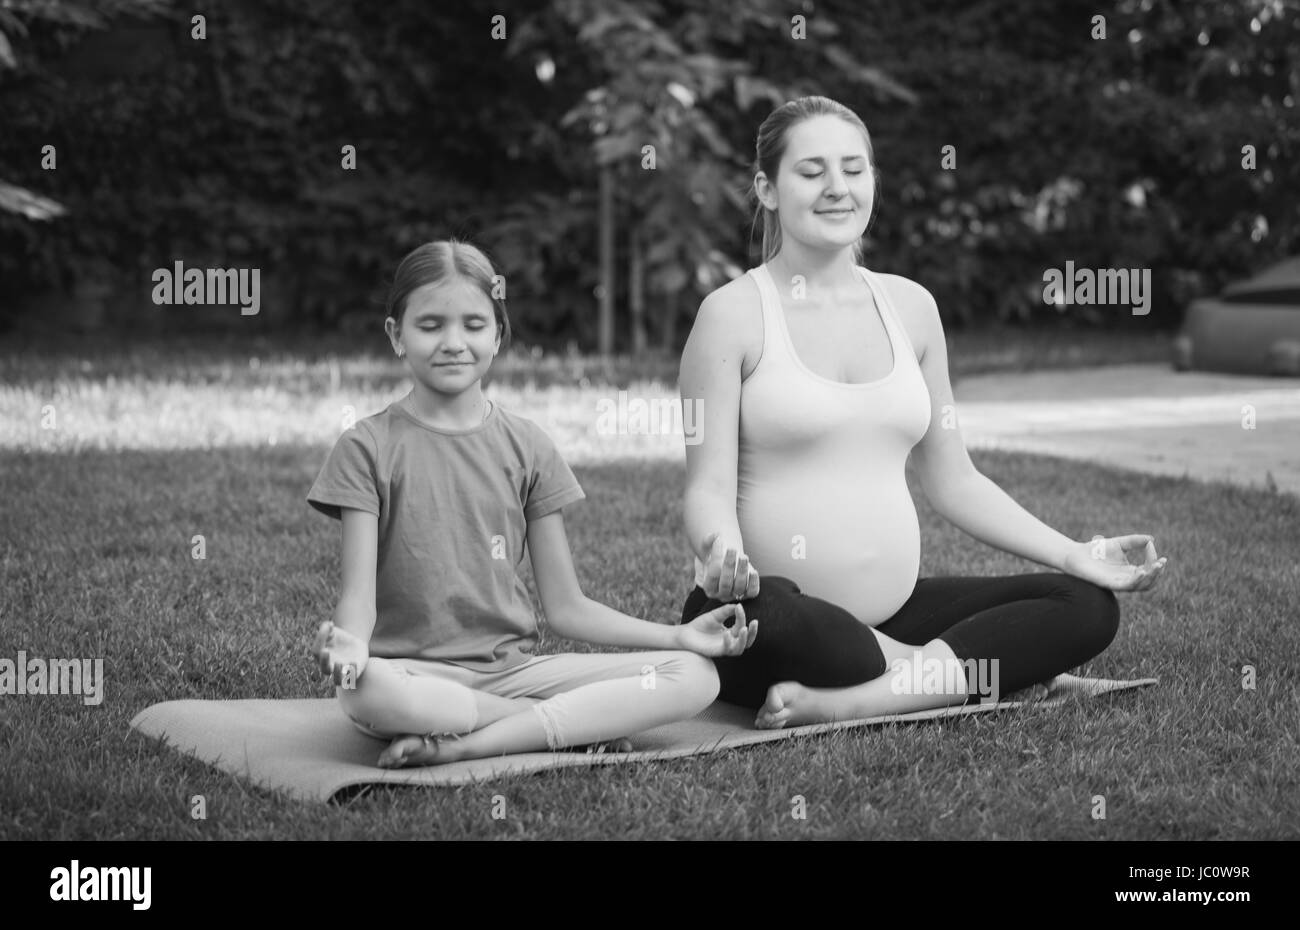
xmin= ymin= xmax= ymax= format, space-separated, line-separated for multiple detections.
xmin=1 ymin=0 xmax=1296 ymax=344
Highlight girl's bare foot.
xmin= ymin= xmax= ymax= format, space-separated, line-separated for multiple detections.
xmin=378 ymin=733 xmax=466 ymax=768
xmin=576 ymin=737 xmax=634 ymax=754
xmin=755 ymin=681 xmax=832 ymax=730
xmin=315 ymin=621 xmax=369 ymax=684
xmin=375 ymin=730 xmax=636 ymax=768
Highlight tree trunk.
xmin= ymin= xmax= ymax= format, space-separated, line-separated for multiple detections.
xmin=629 ymin=221 xmax=647 ymax=355
xmin=598 ymin=164 xmax=615 ymax=357
xmin=660 ymin=291 xmax=677 ymax=353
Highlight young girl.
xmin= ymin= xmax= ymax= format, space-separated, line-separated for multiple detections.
xmin=308 ymin=239 xmax=756 ymax=768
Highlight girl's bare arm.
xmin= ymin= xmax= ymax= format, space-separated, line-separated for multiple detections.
xmin=526 ymin=510 xmax=681 ymax=649
xmin=334 ymin=507 xmax=378 ymax=641
xmin=526 ymin=510 xmax=753 ymax=656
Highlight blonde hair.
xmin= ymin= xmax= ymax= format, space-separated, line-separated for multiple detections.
xmin=752 ymin=96 xmax=879 ymax=264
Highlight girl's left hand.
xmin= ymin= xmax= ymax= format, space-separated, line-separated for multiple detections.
xmin=678 ymin=603 xmax=758 ymax=657
xmin=1061 ymin=534 xmax=1168 ymax=592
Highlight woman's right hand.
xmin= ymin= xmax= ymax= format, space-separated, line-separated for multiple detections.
xmin=699 ymin=531 xmax=761 ymax=602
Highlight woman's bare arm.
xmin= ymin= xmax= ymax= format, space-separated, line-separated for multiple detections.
xmin=901 ymin=280 xmax=1076 ymax=569
xmin=679 ymin=286 xmax=760 ymax=600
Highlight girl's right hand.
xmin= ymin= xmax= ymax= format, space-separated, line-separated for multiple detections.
xmin=314 ymin=621 xmax=370 ymax=686
xmin=699 ymin=531 xmax=761 ymax=602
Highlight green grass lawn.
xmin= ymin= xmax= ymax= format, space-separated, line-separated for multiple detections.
xmin=2 ymin=336 xmax=1296 ymax=839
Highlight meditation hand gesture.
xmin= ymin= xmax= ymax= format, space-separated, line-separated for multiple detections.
xmin=313 ymin=621 xmax=369 ymax=686
xmin=1061 ymin=535 xmax=1168 ymax=592
xmin=700 ymin=531 xmax=762 ymax=602
xmin=677 ymin=602 xmax=758 ymax=657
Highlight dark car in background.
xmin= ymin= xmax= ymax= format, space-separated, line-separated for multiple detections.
xmin=1174 ymin=257 xmax=1300 ymax=376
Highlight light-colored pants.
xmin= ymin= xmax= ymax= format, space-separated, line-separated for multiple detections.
xmin=337 ymin=650 xmax=719 ymax=750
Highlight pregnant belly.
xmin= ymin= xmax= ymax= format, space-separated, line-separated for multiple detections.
xmin=738 ymin=480 xmax=921 ymax=626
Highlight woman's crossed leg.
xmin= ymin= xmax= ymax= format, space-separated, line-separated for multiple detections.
xmin=682 ymin=573 xmax=1119 ymax=728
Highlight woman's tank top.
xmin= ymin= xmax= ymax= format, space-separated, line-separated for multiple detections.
xmin=692 ymin=263 xmax=933 ymax=626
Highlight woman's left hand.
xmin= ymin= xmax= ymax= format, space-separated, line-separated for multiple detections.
xmin=1061 ymin=534 xmax=1168 ymax=592
xmin=677 ymin=603 xmax=758 ymax=657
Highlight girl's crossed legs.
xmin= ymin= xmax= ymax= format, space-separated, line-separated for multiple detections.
xmin=337 ymin=649 xmax=719 ymax=767
xmin=681 ymin=572 xmax=1120 ymax=727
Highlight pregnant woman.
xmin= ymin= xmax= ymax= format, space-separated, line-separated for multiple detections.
xmin=679 ymin=96 xmax=1168 ymax=729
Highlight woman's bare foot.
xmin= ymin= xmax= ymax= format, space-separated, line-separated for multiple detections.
xmin=755 ymin=681 xmax=833 ymax=730
xmin=315 ymin=621 xmax=369 ymax=684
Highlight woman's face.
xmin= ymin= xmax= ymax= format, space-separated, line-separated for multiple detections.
xmin=389 ymin=279 xmax=500 ymax=398
xmin=759 ymin=115 xmax=875 ymax=255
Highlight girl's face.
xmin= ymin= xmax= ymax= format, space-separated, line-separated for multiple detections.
xmin=758 ymin=115 xmax=875 ymax=255
xmin=389 ymin=279 xmax=501 ymax=398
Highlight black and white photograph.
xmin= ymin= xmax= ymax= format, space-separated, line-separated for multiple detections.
xmin=1 ymin=0 xmax=1296 ymax=887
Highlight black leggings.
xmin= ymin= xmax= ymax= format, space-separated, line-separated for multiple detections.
xmin=680 ymin=573 xmax=1120 ymax=709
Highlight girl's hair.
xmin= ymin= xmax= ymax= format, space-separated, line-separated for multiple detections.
xmin=752 ymin=96 xmax=879 ymax=265
xmin=385 ymin=239 xmax=512 ymax=352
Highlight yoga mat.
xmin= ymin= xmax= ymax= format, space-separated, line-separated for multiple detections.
xmin=129 ymin=673 xmax=1157 ymax=803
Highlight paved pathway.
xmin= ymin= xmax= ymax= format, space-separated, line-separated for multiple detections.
xmin=954 ymin=364 xmax=1300 ymax=497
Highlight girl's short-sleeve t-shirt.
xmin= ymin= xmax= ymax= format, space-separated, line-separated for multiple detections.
xmin=307 ymin=397 xmax=585 ymax=671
